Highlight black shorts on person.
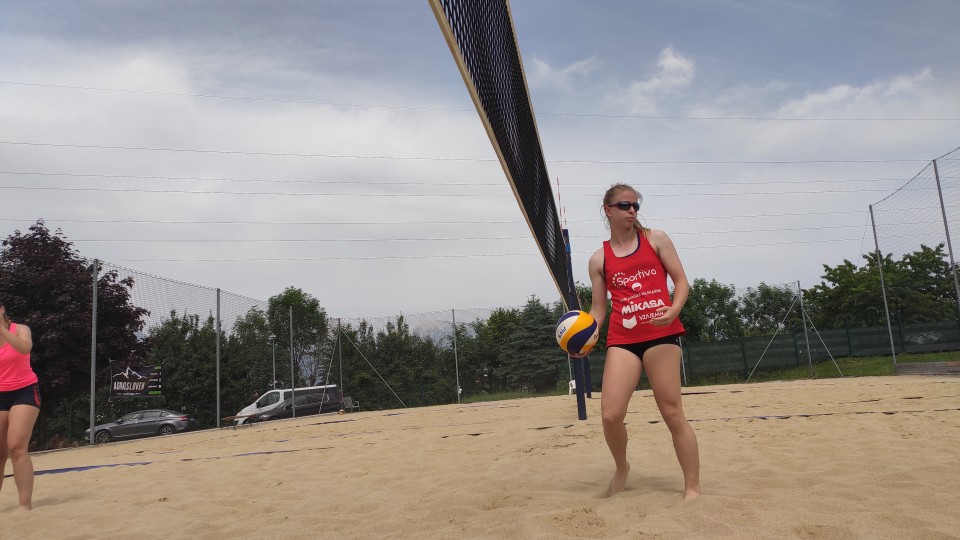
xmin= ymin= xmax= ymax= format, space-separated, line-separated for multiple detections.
xmin=609 ymin=333 xmax=682 ymax=361
xmin=0 ymin=383 xmax=41 ymax=410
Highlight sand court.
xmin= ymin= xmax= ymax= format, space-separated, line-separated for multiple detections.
xmin=2 ymin=375 xmax=958 ymax=539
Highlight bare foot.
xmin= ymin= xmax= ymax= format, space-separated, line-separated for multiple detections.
xmin=684 ymin=486 xmax=701 ymax=501
xmin=16 ymin=504 xmax=31 ymax=512
xmin=605 ymin=463 xmax=630 ymax=497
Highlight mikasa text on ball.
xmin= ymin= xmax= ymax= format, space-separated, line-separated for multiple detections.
xmin=556 ymin=310 xmax=599 ymax=355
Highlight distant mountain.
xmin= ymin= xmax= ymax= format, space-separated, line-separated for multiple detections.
xmin=113 ymin=366 xmax=149 ymax=379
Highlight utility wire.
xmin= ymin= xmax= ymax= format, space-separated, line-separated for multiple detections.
xmin=0 ymin=170 xmax=914 ymax=187
xmin=2 ymin=81 xmax=957 ymax=122
xmin=72 ymin=223 xmax=931 ymax=243
xmin=0 ymin=141 xmax=930 ymax=164
xmin=0 ymin=209 xmax=881 ymax=226
xmin=0 ymin=185 xmax=932 ymax=197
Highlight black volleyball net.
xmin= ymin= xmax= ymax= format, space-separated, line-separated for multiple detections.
xmin=429 ymin=0 xmax=577 ymax=311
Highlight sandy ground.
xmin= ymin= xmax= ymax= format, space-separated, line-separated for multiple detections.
xmin=2 ymin=375 xmax=958 ymax=539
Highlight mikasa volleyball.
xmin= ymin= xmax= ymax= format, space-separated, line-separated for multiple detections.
xmin=555 ymin=310 xmax=599 ymax=355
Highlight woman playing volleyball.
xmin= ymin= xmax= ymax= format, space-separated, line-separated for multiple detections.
xmin=0 ymin=299 xmax=39 ymax=511
xmin=583 ymin=183 xmax=700 ymax=500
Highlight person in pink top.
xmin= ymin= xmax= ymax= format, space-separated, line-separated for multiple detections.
xmin=581 ymin=183 xmax=700 ymax=500
xmin=0 ymin=299 xmax=39 ymax=512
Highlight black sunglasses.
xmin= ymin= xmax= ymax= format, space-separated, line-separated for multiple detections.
xmin=607 ymin=201 xmax=640 ymax=211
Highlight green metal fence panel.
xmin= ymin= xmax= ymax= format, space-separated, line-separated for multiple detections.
xmin=802 ymin=328 xmax=853 ymax=362
xmin=742 ymin=335 xmax=798 ymax=371
xmin=901 ymin=321 xmax=960 ymax=353
xmin=686 ymin=341 xmax=747 ymax=374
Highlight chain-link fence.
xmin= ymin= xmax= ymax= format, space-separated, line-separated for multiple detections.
xmin=869 ymin=147 xmax=960 ymax=362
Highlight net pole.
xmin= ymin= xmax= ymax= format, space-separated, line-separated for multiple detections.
xmin=563 ymin=229 xmax=587 ymax=419
xmin=869 ymin=204 xmax=898 ymax=365
xmin=932 ymin=159 xmax=960 ymax=321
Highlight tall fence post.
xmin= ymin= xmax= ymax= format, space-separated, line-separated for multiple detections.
xmin=869 ymin=204 xmax=898 ymax=365
xmin=215 ymin=288 xmax=221 ymax=428
xmin=289 ymin=306 xmax=296 ymax=418
xmin=452 ymin=309 xmax=461 ymax=404
xmin=932 ymin=158 xmax=960 ymax=322
xmin=797 ymin=281 xmax=814 ymax=376
xmin=89 ymin=259 xmax=98 ymax=445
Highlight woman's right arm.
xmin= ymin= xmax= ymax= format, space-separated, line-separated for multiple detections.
xmin=0 ymin=323 xmax=32 ymax=355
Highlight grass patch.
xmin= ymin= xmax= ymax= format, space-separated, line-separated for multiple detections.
xmin=459 ymin=351 xmax=959 ymax=403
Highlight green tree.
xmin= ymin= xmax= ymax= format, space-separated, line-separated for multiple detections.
xmin=0 ymin=220 xmax=148 ymax=443
xmin=682 ymin=279 xmax=743 ymax=342
xmin=267 ymin=287 xmax=330 ymax=386
xmin=144 ymin=312 xmax=219 ymax=428
xmin=222 ymin=307 xmax=274 ymax=414
xmin=495 ymin=297 xmax=566 ymax=393
xmin=807 ymin=244 xmax=958 ymax=328
xmin=739 ymin=282 xmax=803 ymax=336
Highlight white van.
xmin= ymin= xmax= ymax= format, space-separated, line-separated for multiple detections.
xmin=234 ymin=385 xmax=341 ymax=425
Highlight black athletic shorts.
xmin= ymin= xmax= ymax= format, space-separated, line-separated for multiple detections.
xmin=0 ymin=383 xmax=41 ymax=410
xmin=608 ymin=333 xmax=682 ymax=361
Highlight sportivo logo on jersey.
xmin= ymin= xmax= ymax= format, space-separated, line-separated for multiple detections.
xmin=611 ymin=268 xmax=657 ymax=289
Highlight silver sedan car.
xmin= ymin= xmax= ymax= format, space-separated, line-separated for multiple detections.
xmin=84 ymin=409 xmax=198 ymax=444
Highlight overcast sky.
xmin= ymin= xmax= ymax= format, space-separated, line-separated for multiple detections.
xmin=2 ymin=0 xmax=959 ymax=321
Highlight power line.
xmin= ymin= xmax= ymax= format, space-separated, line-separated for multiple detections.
xmin=0 ymin=209 xmax=874 ymax=227
xmin=2 ymin=81 xmax=957 ymax=122
xmin=0 ymin=185 xmax=930 ymax=197
xmin=68 ymin=224 xmax=893 ymax=243
xmin=64 ymin=221 xmax=955 ymax=244
xmin=0 ymin=141 xmax=930 ymax=164
xmin=107 ymin=236 xmax=874 ymax=262
xmin=0 ymin=170 xmax=914 ymax=187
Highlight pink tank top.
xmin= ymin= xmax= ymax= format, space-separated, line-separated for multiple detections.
xmin=603 ymin=233 xmax=685 ymax=346
xmin=0 ymin=323 xmax=38 ymax=391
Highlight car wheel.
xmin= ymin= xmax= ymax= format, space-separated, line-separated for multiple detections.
xmin=158 ymin=424 xmax=176 ymax=436
xmin=95 ymin=430 xmax=112 ymax=444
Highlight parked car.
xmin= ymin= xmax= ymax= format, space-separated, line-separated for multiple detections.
xmin=251 ymin=390 xmax=343 ymax=422
xmin=84 ymin=409 xmax=197 ymax=444
xmin=233 ymin=384 xmax=340 ymax=425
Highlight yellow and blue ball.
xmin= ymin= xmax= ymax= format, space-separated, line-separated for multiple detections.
xmin=555 ymin=310 xmax=599 ymax=355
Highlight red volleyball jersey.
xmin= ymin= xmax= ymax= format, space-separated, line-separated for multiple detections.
xmin=0 ymin=323 xmax=38 ymax=391
xmin=604 ymin=233 xmax=685 ymax=346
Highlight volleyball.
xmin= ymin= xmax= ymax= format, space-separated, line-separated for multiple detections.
xmin=556 ymin=310 xmax=599 ymax=355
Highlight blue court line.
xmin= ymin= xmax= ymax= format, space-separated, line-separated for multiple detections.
xmin=28 ymin=462 xmax=153 ymax=477
xmin=8 ymin=446 xmax=334 ymax=479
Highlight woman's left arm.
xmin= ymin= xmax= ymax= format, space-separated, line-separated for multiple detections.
xmin=649 ymin=230 xmax=690 ymax=326
xmin=1 ymin=323 xmax=33 ymax=355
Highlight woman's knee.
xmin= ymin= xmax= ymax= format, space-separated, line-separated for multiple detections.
xmin=600 ymin=403 xmax=627 ymax=427
xmin=7 ymin=440 xmax=29 ymax=459
xmin=659 ymin=404 xmax=687 ymax=430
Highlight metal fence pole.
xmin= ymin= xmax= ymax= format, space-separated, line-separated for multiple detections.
xmin=337 ymin=318 xmax=343 ymax=395
xmin=215 ymin=288 xmax=221 ymax=427
xmin=89 ymin=259 xmax=98 ymax=445
xmin=869 ymin=204 xmax=898 ymax=365
xmin=452 ymin=309 xmax=461 ymax=403
xmin=290 ymin=306 xmax=296 ymax=418
xmin=932 ymin=159 xmax=960 ymax=321
xmin=797 ymin=281 xmax=814 ymax=376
